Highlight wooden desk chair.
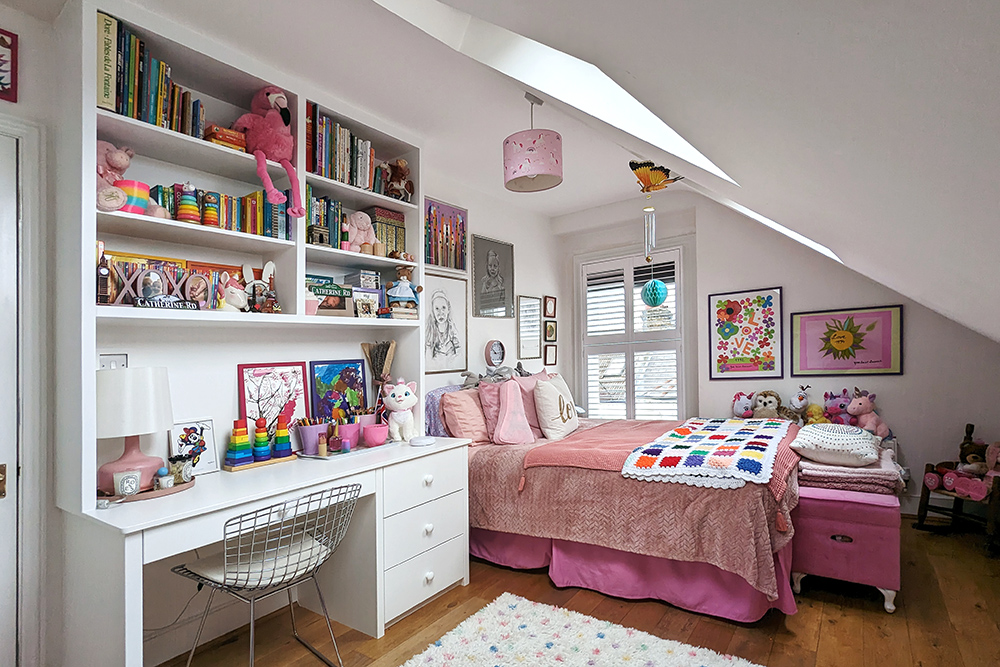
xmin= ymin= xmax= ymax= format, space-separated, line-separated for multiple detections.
xmin=172 ymin=483 xmax=362 ymax=666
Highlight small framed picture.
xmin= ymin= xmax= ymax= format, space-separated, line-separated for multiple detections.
xmin=543 ymin=295 xmax=557 ymax=319
xmin=0 ymin=29 xmax=18 ymax=104
xmin=353 ymin=287 xmax=381 ymax=318
xmin=238 ymin=362 xmax=310 ymax=438
xmin=544 ymin=320 xmax=557 ymax=342
xmin=169 ymin=418 xmax=219 ymax=476
xmin=544 ymin=344 xmax=557 ymax=366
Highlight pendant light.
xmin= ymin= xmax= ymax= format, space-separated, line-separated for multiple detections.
xmin=503 ymin=93 xmax=563 ymax=192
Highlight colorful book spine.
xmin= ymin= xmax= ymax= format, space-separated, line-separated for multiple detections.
xmin=96 ymin=12 xmax=117 ymax=111
xmin=115 ymin=23 xmax=126 ymax=114
xmin=126 ymin=33 xmax=137 ymax=118
xmin=159 ymin=64 xmax=170 ymax=128
xmin=181 ymin=90 xmax=192 ymax=135
xmin=306 ymin=102 xmax=316 ymax=174
xmin=138 ymin=42 xmax=149 ymax=122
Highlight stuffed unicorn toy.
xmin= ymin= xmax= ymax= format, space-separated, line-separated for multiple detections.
xmin=732 ymin=392 xmax=754 ymax=418
xmin=383 ymin=378 xmax=418 ymax=442
xmin=847 ymin=387 xmax=891 ymax=439
xmin=824 ymin=388 xmax=858 ymax=426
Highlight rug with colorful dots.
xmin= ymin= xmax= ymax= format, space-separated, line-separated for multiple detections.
xmin=400 ymin=592 xmax=763 ymax=667
xmin=621 ymin=418 xmax=790 ymax=489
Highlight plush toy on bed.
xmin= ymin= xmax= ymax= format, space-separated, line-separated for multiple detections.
xmin=823 ymin=388 xmax=858 ymax=426
xmin=752 ymin=390 xmax=799 ymax=421
xmin=804 ymin=403 xmax=830 ymax=425
xmin=847 ymin=387 xmax=891 ymax=439
xmin=732 ymin=392 xmax=754 ymax=418
xmin=383 ymin=377 xmax=418 ymax=442
xmin=786 ymin=385 xmax=811 ymax=424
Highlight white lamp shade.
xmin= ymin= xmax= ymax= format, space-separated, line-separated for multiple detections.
xmin=96 ymin=366 xmax=174 ymax=438
xmin=503 ymin=129 xmax=563 ymax=192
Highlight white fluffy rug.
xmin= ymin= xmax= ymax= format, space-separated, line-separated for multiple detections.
xmin=401 ymin=592 xmax=762 ymax=666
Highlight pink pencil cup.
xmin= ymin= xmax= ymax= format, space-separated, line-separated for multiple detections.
xmin=296 ymin=423 xmax=328 ymax=456
xmin=114 ymin=179 xmax=150 ymax=214
xmin=358 ymin=413 xmax=378 ymax=427
xmin=363 ymin=424 xmax=389 ymax=447
xmin=337 ymin=423 xmax=361 ymax=447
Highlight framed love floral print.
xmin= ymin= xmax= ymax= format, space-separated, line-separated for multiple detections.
xmin=709 ymin=287 xmax=783 ymax=380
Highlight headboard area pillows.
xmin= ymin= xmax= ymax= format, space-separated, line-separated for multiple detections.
xmin=438 ymin=389 xmax=491 ymax=445
xmin=789 ymin=423 xmax=881 ymax=467
xmin=534 ymin=374 xmax=580 ymax=441
xmin=477 ymin=381 xmax=502 ymax=440
xmin=512 ymin=370 xmax=549 ymax=439
xmin=492 ymin=379 xmax=535 ymax=445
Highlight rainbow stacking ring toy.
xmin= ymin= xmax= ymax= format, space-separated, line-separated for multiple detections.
xmin=114 ymin=180 xmax=150 ymax=214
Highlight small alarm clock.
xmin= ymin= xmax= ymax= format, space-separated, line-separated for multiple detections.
xmin=484 ymin=339 xmax=506 ymax=367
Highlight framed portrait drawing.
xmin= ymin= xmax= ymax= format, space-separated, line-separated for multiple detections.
xmin=472 ymin=235 xmax=513 ymax=318
xmin=544 ymin=320 xmax=557 ymax=342
xmin=543 ymin=295 xmax=557 ymax=319
xmin=309 ymin=359 xmax=367 ymax=420
xmin=517 ymin=295 xmax=542 ymax=360
xmin=169 ymin=418 xmax=219 ymax=475
xmin=424 ymin=272 xmax=468 ymax=373
xmin=709 ymin=286 xmax=783 ymax=380
xmin=237 ymin=362 xmax=310 ymax=438
xmin=791 ymin=305 xmax=903 ymax=376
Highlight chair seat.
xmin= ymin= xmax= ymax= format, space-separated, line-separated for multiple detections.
xmin=186 ymin=533 xmax=331 ymax=588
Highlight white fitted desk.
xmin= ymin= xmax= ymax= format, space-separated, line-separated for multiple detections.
xmin=62 ymin=438 xmax=470 ymax=667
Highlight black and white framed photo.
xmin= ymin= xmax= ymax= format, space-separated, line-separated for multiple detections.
xmin=543 ymin=295 xmax=557 ymax=318
xmin=472 ymin=235 xmax=514 ymax=318
xmin=424 ymin=272 xmax=468 ymax=373
xmin=544 ymin=320 xmax=557 ymax=342
xmin=169 ymin=417 xmax=219 ymax=476
xmin=544 ymin=344 xmax=558 ymax=366
xmin=517 ymin=295 xmax=542 ymax=360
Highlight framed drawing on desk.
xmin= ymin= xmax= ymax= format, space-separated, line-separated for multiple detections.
xmin=238 ymin=362 xmax=310 ymax=438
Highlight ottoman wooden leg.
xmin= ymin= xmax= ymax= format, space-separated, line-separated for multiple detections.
xmin=791 ymin=572 xmax=806 ymax=594
xmin=877 ymin=588 xmax=897 ymax=613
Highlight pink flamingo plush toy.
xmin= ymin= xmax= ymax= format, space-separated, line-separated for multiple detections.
xmin=232 ymin=86 xmax=306 ymax=218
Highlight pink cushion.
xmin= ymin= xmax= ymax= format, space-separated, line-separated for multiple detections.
xmin=439 ymin=389 xmax=490 ymax=445
xmin=493 ymin=380 xmax=535 ymax=445
xmin=512 ymin=371 xmax=549 ymax=439
xmin=478 ymin=382 xmax=502 ymax=439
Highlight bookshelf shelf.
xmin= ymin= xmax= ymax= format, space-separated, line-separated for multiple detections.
xmin=306 ymin=171 xmax=417 ymax=213
xmin=97 ymin=209 xmax=295 ymax=254
xmin=96 ymin=108 xmax=285 ymax=184
xmin=305 ymin=244 xmax=416 ymax=271
xmin=96 ymin=306 xmax=420 ymax=328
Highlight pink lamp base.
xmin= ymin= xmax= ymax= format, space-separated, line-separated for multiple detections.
xmin=97 ymin=435 xmax=165 ymax=494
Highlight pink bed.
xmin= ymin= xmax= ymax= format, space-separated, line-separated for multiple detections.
xmin=466 ymin=419 xmax=801 ymax=622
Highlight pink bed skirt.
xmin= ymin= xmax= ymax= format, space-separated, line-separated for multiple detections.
xmin=470 ymin=528 xmax=797 ymax=622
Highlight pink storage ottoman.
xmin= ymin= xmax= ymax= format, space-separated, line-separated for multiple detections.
xmin=791 ymin=486 xmax=900 ymax=613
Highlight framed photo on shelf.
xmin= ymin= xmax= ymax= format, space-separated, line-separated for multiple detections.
xmin=544 ymin=344 xmax=558 ymax=366
xmin=472 ymin=235 xmax=514 ymax=318
xmin=237 ymin=362 xmax=310 ymax=438
xmin=543 ymin=295 xmax=557 ymax=319
xmin=0 ymin=29 xmax=18 ymax=104
xmin=790 ymin=304 xmax=903 ymax=376
xmin=309 ymin=359 xmax=367 ymax=420
xmin=709 ymin=286 xmax=783 ymax=380
xmin=353 ymin=287 xmax=382 ymax=318
xmin=424 ymin=272 xmax=468 ymax=374
xmin=424 ymin=196 xmax=467 ymax=271
xmin=169 ymin=418 xmax=219 ymax=476
xmin=544 ymin=320 xmax=557 ymax=342
xmin=517 ymin=295 xmax=542 ymax=360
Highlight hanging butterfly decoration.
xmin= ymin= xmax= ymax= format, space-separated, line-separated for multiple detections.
xmin=629 ymin=160 xmax=683 ymax=193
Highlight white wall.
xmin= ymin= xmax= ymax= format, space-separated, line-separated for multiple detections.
xmin=421 ymin=167 xmax=568 ymax=391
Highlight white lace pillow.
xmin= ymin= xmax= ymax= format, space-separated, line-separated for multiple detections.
xmin=533 ymin=374 xmax=580 ymax=440
xmin=790 ymin=423 xmax=882 ymax=467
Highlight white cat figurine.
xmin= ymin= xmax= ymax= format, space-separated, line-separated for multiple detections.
xmin=383 ymin=378 xmax=418 ymax=442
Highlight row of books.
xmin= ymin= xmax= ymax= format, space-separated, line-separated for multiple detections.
xmin=307 ymin=103 xmax=388 ymax=193
xmin=96 ymin=12 xmax=211 ymax=141
xmin=305 ymin=184 xmax=344 ymax=234
xmin=149 ymin=183 xmax=293 ymax=240
xmin=425 ymin=210 xmax=467 ymax=271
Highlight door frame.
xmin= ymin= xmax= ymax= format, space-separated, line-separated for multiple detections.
xmin=0 ymin=114 xmax=47 ymax=667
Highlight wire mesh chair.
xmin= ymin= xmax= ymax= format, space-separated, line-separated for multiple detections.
xmin=172 ymin=483 xmax=362 ymax=667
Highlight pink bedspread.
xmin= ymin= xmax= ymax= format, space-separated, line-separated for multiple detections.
xmin=469 ymin=420 xmax=801 ymax=600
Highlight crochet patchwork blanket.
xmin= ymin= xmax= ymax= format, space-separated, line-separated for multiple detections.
xmin=622 ymin=417 xmax=792 ymax=489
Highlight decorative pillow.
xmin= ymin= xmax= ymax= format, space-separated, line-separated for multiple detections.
xmin=790 ymin=423 xmax=882 ymax=467
xmin=512 ymin=370 xmax=550 ymax=439
xmin=533 ymin=374 xmax=580 ymax=441
xmin=426 ymin=385 xmax=463 ymax=437
xmin=493 ymin=380 xmax=535 ymax=445
xmin=439 ymin=389 xmax=490 ymax=445
xmin=478 ymin=381 xmax=502 ymax=439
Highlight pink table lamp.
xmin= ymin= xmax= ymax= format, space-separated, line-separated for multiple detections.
xmin=96 ymin=366 xmax=173 ymax=494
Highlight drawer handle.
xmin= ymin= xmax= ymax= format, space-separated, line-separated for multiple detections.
xmin=424 ymin=571 xmax=435 ymax=583
xmin=831 ymin=534 xmax=854 ymax=543
xmin=424 ymin=523 xmax=434 ymax=535
xmin=423 ymin=474 xmax=434 ymax=486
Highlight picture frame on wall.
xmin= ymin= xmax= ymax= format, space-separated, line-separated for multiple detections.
xmin=424 ymin=196 xmax=468 ymax=271
xmin=237 ymin=362 xmax=310 ymax=438
xmin=309 ymin=359 xmax=367 ymax=420
xmin=169 ymin=418 xmax=219 ymax=476
xmin=544 ymin=320 xmax=557 ymax=342
xmin=544 ymin=344 xmax=558 ymax=366
xmin=0 ymin=29 xmax=18 ymax=104
xmin=790 ymin=305 xmax=903 ymax=376
xmin=708 ymin=286 xmax=783 ymax=380
xmin=424 ymin=272 xmax=469 ymax=373
xmin=472 ymin=235 xmax=514 ymax=318
xmin=517 ymin=295 xmax=542 ymax=360
xmin=543 ymin=295 xmax=557 ymax=318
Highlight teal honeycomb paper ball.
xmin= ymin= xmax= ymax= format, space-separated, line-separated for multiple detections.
xmin=641 ymin=279 xmax=667 ymax=307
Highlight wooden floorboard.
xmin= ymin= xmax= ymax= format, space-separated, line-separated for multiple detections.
xmin=159 ymin=522 xmax=1000 ymax=667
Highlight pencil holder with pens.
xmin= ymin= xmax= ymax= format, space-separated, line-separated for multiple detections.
xmin=297 ymin=423 xmax=329 ymax=456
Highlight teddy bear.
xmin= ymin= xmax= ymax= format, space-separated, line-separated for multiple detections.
xmin=96 ymin=140 xmax=135 ymax=212
xmin=385 ymin=265 xmax=423 ymax=309
xmin=846 ymin=387 xmax=891 ymax=439
xmin=384 ymin=158 xmax=414 ymax=202
xmin=752 ymin=390 xmax=799 ymax=421
xmin=342 ymin=211 xmax=378 ymax=253
xmin=958 ymin=423 xmax=989 ymax=476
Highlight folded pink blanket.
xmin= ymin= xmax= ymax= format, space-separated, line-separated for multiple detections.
xmin=798 ymin=448 xmax=904 ymax=494
xmin=798 ymin=479 xmax=899 ymax=495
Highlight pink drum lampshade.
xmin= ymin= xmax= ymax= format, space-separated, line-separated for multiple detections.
xmin=503 ymin=129 xmax=563 ymax=192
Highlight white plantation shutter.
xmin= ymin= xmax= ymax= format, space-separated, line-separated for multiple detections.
xmin=580 ymin=250 xmax=683 ymax=420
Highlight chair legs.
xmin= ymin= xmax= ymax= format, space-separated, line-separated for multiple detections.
xmin=185 ymin=588 xmax=216 ymax=667
xmin=286 ymin=577 xmax=342 ymax=667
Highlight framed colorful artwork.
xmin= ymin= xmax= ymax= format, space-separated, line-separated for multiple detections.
xmin=424 ymin=272 xmax=468 ymax=374
xmin=0 ymin=29 xmax=18 ymax=104
xmin=543 ymin=295 xmax=557 ymax=318
xmin=309 ymin=359 xmax=367 ymax=420
xmin=424 ymin=196 xmax=468 ymax=271
xmin=544 ymin=320 xmax=557 ymax=342
xmin=791 ymin=305 xmax=903 ymax=376
xmin=169 ymin=418 xmax=219 ymax=476
xmin=472 ymin=235 xmax=514 ymax=318
xmin=709 ymin=286 xmax=783 ymax=380
xmin=237 ymin=362 xmax=310 ymax=438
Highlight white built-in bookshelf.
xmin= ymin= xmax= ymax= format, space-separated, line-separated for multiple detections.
xmin=56 ymin=0 xmax=428 ymax=517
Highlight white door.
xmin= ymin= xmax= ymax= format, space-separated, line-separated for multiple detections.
xmin=0 ymin=132 xmax=19 ymax=665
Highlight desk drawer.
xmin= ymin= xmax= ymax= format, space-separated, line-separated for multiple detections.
xmin=382 ymin=448 xmax=467 ymax=517
xmin=384 ymin=490 xmax=467 ymax=568
xmin=384 ymin=535 xmax=467 ymax=621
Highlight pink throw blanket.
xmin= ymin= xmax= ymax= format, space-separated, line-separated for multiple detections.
xmin=798 ymin=447 xmax=904 ymax=495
